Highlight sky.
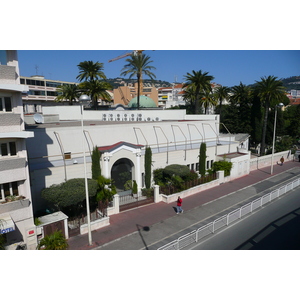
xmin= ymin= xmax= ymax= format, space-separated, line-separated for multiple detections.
xmin=17 ymin=50 xmax=300 ymax=87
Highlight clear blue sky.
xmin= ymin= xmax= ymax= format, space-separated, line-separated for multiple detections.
xmin=18 ymin=50 xmax=300 ymax=88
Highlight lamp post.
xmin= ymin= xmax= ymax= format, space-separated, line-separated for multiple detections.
xmin=270 ymin=103 xmax=284 ymax=175
xmin=79 ymin=94 xmax=92 ymax=246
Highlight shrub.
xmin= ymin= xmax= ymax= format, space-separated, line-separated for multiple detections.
xmin=212 ymin=160 xmax=233 ymax=177
xmin=163 ymin=164 xmax=190 ymax=179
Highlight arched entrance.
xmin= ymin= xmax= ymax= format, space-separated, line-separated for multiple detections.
xmin=111 ymin=158 xmax=134 ymax=192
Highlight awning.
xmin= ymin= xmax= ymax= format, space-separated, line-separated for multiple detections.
xmin=0 ymin=214 xmax=15 ymax=234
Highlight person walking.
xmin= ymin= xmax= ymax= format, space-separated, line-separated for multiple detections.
xmin=280 ymin=156 xmax=284 ymax=166
xmin=176 ymin=196 xmax=183 ymax=214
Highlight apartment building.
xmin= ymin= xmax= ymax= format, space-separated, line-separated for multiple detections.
xmin=0 ymin=51 xmax=37 ymax=250
xmin=21 ymin=75 xmax=77 ymax=114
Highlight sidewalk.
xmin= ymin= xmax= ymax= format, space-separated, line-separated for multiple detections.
xmin=68 ymin=160 xmax=300 ymax=250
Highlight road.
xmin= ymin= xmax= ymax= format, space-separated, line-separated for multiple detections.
xmin=187 ymin=186 xmax=300 ymax=250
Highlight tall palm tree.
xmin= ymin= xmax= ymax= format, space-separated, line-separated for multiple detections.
xmin=201 ymin=90 xmax=218 ymax=114
xmin=76 ymin=61 xmax=108 ymax=109
xmin=37 ymin=230 xmax=68 ymax=250
xmin=183 ymin=70 xmax=214 ymax=114
xmin=77 ymin=61 xmax=106 ymax=82
xmin=56 ymin=84 xmax=80 ymax=105
xmin=230 ymin=82 xmax=253 ymax=133
xmin=255 ymin=76 xmax=287 ymax=156
xmin=120 ymin=53 xmax=156 ymax=110
xmin=214 ymin=86 xmax=231 ymax=119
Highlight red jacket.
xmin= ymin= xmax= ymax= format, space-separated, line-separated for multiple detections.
xmin=177 ymin=197 xmax=182 ymax=206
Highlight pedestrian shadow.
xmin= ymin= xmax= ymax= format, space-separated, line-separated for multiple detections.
xmin=172 ymin=207 xmax=177 ymax=213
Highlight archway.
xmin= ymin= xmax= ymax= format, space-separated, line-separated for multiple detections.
xmin=111 ymin=158 xmax=134 ymax=192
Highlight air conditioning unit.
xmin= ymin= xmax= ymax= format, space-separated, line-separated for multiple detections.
xmin=102 ymin=114 xmax=108 ymax=121
xmin=123 ymin=113 xmax=128 ymax=121
xmin=145 ymin=116 xmax=152 ymax=122
xmin=137 ymin=113 xmax=143 ymax=121
xmin=130 ymin=113 xmax=136 ymax=121
xmin=154 ymin=116 xmax=161 ymax=121
xmin=116 ymin=113 xmax=122 ymax=121
xmin=109 ymin=113 xmax=114 ymax=121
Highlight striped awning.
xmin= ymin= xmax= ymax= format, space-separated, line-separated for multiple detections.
xmin=0 ymin=214 xmax=15 ymax=234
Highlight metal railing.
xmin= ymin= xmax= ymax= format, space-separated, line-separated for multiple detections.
xmin=158 ymin=177 xmax=300 ymax=250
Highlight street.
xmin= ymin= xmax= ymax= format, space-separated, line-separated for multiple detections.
xmin=188 ymin=186 xmax=300 ymax=250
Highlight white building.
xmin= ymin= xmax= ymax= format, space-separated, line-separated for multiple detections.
xmin=0 ymin=51 xmax=37 ymax=250
xmin=25 ymin=106 xmax=250 ymax=216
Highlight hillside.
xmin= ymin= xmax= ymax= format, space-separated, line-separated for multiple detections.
xmin=106 ymin=77 xmax=172 ymax=89
xmin=280 ymin=76 xmax=300 ymax=91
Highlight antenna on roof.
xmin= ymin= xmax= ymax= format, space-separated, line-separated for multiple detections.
xmin=35 ymin=65 xmax=39 ymax=75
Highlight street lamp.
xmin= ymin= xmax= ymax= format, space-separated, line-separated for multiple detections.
xmin=79 ymin=94 xmax=92 ymax=245
xmin=270 ymin=102 xmax=284 ymax=175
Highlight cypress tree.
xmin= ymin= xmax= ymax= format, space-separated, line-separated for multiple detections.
xmin=144 ymin=146 xmax=152 ymax=189
xmin=199 ymin=142 xmax=206 ymax=177
xmin=91 ymin=146 xmax=101 ymax=180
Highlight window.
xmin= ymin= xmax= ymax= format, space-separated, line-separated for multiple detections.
xmin=0 ymin=141 xmax=17 ymax=157
xmin=28 ymin=90 xmax=46 ymax=96
xmin=64 ymin=152 xmax=71 ymax=159
xmin=0 ymin=96 xmax=12 ymax=112
xmin=0 ymin=181 xmax=19 ymax=201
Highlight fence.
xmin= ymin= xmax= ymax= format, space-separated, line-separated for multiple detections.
xmin=158 ymin=176 xmax=300 ymax=250
xmin=160 ymin=173 xmax=217 ymax=196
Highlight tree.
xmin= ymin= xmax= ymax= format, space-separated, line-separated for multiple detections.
xmin=78 ymin=80 xmax=112 ymax=107
xmin=144 ymin=146 xmax=152 ymax=189
xmin=214 ymin=86 xmax=231 ymax=120
xmin=76 ymin=60 xmax=111 ymax=109
xmin=229 ymin=82 xmax=253 ymax=133
xmin=96 ymin=176 xmax=116 ymax=216
xmin=120 ymin=53 xmax=156 ymax=110
xmin=183 ymin=70 xmax=214 ymax=114
xmin=91 ymin=146 xmax=101 ymax=180
xmin=201 ymin=90 xmax=217 ymax=114
xmin=41 ymin=178 xmax=98 ymax=212
xmin=199 ymin=142 xmax=206 ymax=176
xmin=37 ymin=230 xmax=68 ymax=250
xmin=77 ymin=60 xmax=106 ymax=82
xmin=55 ymin=84 xmax=80 ymax=105
xmin=255 ymin=76 xmax=288 ymax=156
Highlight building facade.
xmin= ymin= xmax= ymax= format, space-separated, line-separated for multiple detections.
xmin=21 ymin=75 xmax=77 ymax=114
xmin=25 ymin=106 xmax=250 ymax=216
xmin=0 ymin=51 xmax=37 ymax=250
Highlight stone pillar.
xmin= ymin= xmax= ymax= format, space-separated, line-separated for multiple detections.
xmin=103 ymin=153 xmax=110 ymax=178
xmin=113 ymin=194 xmax=120 ymax=214
xmin=154 ymin=185 xmax=160 ymax=203
xmin=135 ymin=150 xmax=142 ymax=194
xmin=216 ymin=170 xmax=224 ymax=184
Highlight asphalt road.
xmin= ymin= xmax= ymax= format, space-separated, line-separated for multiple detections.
xmin=187 ymin=186 xmax=300 ymax=250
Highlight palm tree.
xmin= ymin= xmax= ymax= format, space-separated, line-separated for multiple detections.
xmin=183 ymin=70 xmax=214 ymax=114
xmin=214 ymin=86 xmax=231 ymax=119
xmin=230 ymin=82 xmax=253 ymax=133
xmin=255 ymin=76 xmax=287 ymax=156
xmin=201 ymin=90 xmax=218 ymax=114
xmin=78 ymin=80 xmax=112 ymax=107
xmin=120 ymin=53 xmax=156 ymax=110
xmin=37 ymin=230 xmax=68 ymax=250
xmin=56 ymin=84 xmax=80 ymax=105
xmin=77 ymin=61 xmax=106 ymax=82
xmin=76 ymin=61 xmax=108 ymax=109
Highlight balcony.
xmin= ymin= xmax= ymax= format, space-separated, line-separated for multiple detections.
xmin=0 ymin=197 xmax=30 ymax=214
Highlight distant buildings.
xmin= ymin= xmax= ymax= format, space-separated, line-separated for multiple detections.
xmin=0 ymin=51 xmax=37 ymax=250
